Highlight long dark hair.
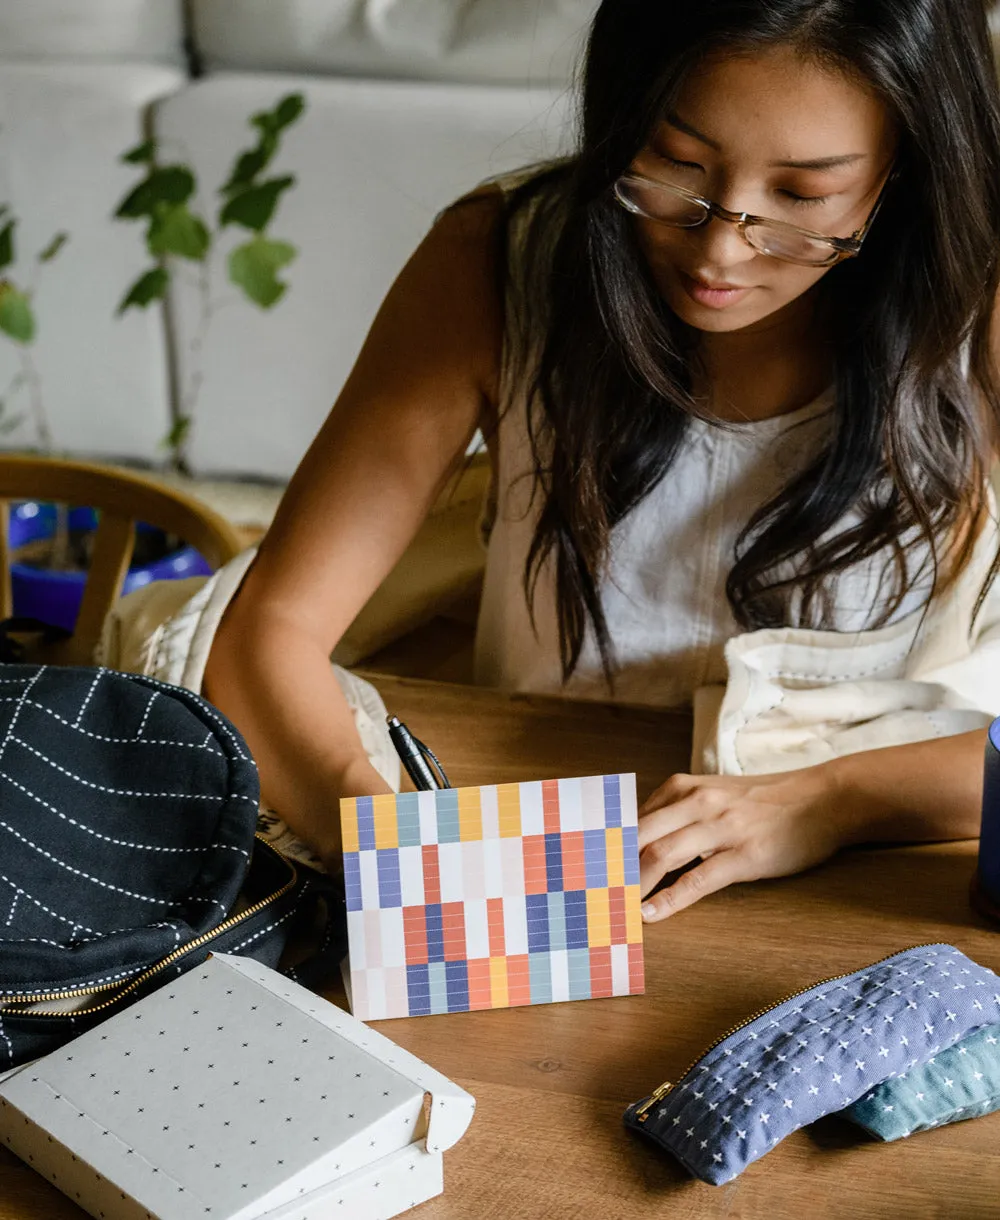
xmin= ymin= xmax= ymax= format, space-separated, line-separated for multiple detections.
xmin=498 ymin=0 xmax=1000 ymax=683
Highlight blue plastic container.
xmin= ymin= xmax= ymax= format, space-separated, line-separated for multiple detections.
xmin=6 ymin=502 xmax=212 ymax=633
xmin=974 ymin=717 xmax=1000 ymax=922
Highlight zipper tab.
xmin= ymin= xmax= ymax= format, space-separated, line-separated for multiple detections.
xmin=635 ymin=1080 xmax=673 ymax=1121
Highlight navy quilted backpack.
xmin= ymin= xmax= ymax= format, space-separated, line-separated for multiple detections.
xmin=0 ymin=664 xmax=340 ymax=1069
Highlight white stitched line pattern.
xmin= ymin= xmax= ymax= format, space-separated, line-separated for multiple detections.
xmin=131 ymin=671 xmax=251 ymax=761
xmin=1 ymin=935 xmax=86 ymax=948
xmin=0 ymin=1014 xmax=12 ymax=1067
xmin=0 ymin=819 xmax=181 ymax=905
xmin=0 ymin=667 xmax=43 ymax=770
xmin=136 ymin=690 xmax=158 ymax=737
xmin=0 ymin=873 xmax=99 ymax=935
xmin=760 ymin=640 xmax=916 ymax=684
xmin=0 ymin=769 xmax=250 ymax=856
xmin=228 ymin=905 xmax=296 ymax=954
xmin=193 ymin=704 xmax=252 ymax=762
xmin=2 ymin=920 xmax=179 ymax=949
xmin=9 ymin=736 xmax=256 ymax=801
xmin=5 ymin=889 xmax=19 ymax=927
xmin=73 ymin=667 xmax=103 ymax=727
xmin=1 ymin=698 xmax=225 ymax=752
xmin=1 ymin=965 xmax=144 ymax=999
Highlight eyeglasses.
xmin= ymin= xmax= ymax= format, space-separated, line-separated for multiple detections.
xmin=613 ymin=171 xmax=891 ymax=268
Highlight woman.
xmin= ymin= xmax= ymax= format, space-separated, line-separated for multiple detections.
xmin=204 ymin=0 xmax=1000 ymax=920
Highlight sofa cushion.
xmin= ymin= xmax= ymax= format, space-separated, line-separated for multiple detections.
xmin=191 ymin=0 xmax=597 ymax=86
xmin=0 ymin=65 xmax=184 ymax=460
xmin=0 ymin=1 xmax=185 ymax=64
xmin=153 ymin=71 xmax=573 ymax=478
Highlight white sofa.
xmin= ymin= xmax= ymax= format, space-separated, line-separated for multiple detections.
xmin=0 ymin=0 xmax=586 ymax=478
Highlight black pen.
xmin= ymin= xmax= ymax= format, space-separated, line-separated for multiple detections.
xmin=386 ymin=715 xmax=451 ymax=791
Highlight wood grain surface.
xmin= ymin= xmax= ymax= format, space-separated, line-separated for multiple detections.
xmin=2 ymin=676 xmax=997 ymax=1219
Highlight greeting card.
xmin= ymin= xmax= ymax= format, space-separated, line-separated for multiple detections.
xmin=340 ymin=774 xmax=644 ymax=1020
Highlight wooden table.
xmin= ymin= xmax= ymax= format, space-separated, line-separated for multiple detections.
xmin=2 ymin=675 xmax=998 ymax=1218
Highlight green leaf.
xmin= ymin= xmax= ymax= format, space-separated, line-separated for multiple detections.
xmin=147 ymin=205 xmax=210 ymax=261
xmin=220 ymin=139 xmax=276 ymax=196
xmin=274 ymin=93 xmax=306 ymax=130
xmin=37 ymin=231 xmax=68 ymax=263
xmin=0 ymin=220 xmax=14 ymax=272
xmin=117 ymin=266 xmax=169 ymax=314
xmin=219 ymin=176 xmax=295 ymax=232
xmin=228 ymin=237 xmax=296 ymax=308
xmin=251 ymin=93 xmax=305 ymax=139
xmin=115 ymin=166 xmax=195 ymax=220
xmin=122 ymin=138 xmax=157 ymax=165
xmin=0 ymin=282 xmax=35 ymax=343
xmin=163 ymin=414 xmax=192 ymax=451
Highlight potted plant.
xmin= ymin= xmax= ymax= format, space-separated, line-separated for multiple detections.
xmin=114 ymin=91 xmax=306 ymax=470
xmin=0 ymin=201 xmax=212 ymax=631
xmin=2 ymin=92 xmax=306 ymax=632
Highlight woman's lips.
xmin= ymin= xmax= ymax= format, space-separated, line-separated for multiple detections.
xmin=679 ymin=272 xmax=753 ymax=309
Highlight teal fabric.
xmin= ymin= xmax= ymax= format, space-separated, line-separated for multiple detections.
xmin=843 ymin=1023 xmax=1000 ymax=1141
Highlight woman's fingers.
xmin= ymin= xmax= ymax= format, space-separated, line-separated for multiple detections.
xmin=640 ymin=771 xmax=700 ymax=816
xmin=640 ymin=850 xmax=743 ymax=922
xmin=638 ymin=820 xmax=718 ymax=896
xmin=637 ymin=783 xmax=726 ymax=850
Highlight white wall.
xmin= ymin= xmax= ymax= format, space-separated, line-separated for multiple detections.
xmin=0 ymin=64 xmax=184 ymax=460
xmin=157 ymin=72 xmax=575 ymax=477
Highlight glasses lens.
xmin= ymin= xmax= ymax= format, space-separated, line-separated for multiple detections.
xmin=615 ymin=177 xmax=707 ymax=228
xmin=743 ymin=223 xmax=839 ymax=267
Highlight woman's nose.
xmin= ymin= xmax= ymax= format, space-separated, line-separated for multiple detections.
xmin=694 ymin=214 xmax=758 ymax=270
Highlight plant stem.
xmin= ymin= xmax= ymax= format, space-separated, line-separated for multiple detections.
xmin=175 ymin=254 xmax=214 ymax=473
xmin=17 ymin=347 xmax=53 ymax=452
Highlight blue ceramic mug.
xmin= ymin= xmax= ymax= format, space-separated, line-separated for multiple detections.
xmin=974 ymin=717 xmax=1000 ymax=921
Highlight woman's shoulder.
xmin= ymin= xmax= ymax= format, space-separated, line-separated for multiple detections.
xmin=443 ymin=161 xmax=572 ymax=263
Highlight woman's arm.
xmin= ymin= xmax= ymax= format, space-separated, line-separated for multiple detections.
xmin=637 ymin=728 xmax=985 ymax=921
xmin=203 ymin=192 xmax=505 ymax=865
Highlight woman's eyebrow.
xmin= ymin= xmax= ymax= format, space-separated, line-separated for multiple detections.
xmin=770 ymin=153 xmax=866 ymax=170
xmin=665 ymin=117 xmax=866 ymax=172
xmin=666 ymin=113 xmax=721 ymax=149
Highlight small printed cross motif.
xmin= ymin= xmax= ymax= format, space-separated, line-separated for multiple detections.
xmin=0 ymin=956 xmax=456 ymax=1218
xmin=629 ymin=946 xmax=1000 ymax=1186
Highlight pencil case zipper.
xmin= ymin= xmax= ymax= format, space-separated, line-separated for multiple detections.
xmin=0 ymin=834 xmax=298 ymax=1018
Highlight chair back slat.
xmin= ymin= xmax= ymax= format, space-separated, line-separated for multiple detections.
xmin=0 ymin=500 xmax=12 ymax=621
xmin=69 ymin=512 xmax=137 ymax=664
xmin=0 ymin=456 xmax=245 ymax=666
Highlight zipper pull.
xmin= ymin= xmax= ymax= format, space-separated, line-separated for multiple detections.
xmin=634 ymin=1079 xmax=673 ymax=1121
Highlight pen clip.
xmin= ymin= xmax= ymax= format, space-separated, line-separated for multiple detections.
xmin=409 ymin=732 xmax=451 ymax=790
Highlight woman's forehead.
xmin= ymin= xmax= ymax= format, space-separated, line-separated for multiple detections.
xmin=660 ymin=44 xmax=895 ymax=166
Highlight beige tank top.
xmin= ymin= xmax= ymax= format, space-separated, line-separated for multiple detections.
xmin=472 ymin=182 xmax=932 ymax=708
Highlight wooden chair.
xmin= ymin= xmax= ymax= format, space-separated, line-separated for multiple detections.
xmin=0 ymin=455 xmax=245 ymax=665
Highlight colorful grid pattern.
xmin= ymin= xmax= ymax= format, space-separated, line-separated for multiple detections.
xmin=340 ymin=773 xmax=644 ymax=1020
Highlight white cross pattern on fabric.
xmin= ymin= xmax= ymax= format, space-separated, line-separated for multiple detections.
xmin=632 ymin=946 xmax=1000 ymax=1188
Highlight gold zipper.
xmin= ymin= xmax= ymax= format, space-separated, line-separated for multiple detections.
xmin=0 ymin=835 xmax=298 ymax=1018
xmin=633 ymin=942 xmax=943 ymax=1122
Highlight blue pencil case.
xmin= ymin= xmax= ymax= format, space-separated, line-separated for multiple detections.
xmin=624 ymin=944 xmax=1000 ymax=1185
